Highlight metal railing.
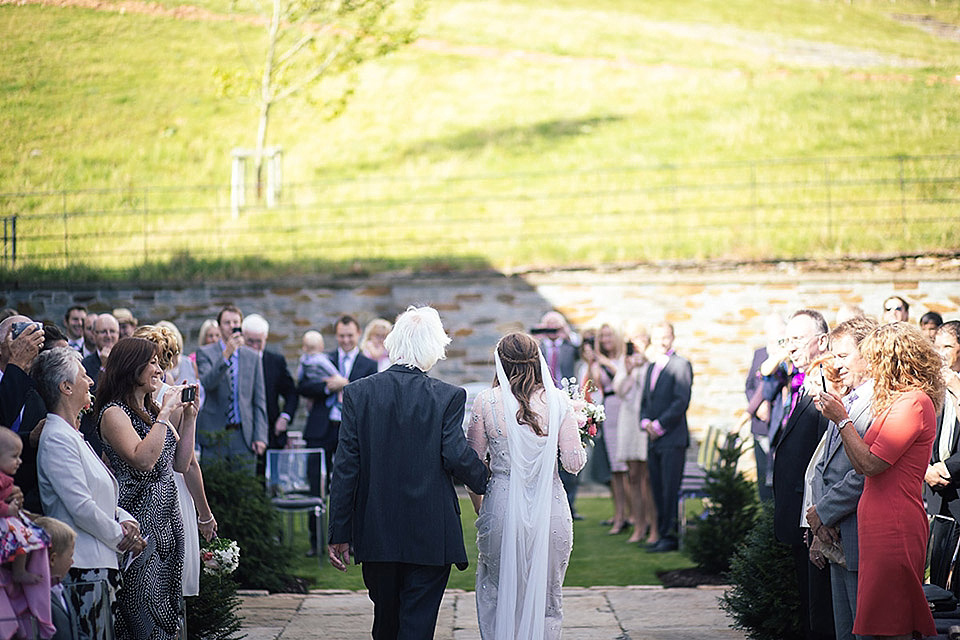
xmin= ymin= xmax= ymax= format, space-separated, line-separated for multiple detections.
xmin=1 ymin=154 xmax=958 ymax=270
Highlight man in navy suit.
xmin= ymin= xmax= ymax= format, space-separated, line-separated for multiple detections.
xmin=773 ymin=308 xmax=834 ymax=640
xmin=300 ymin=314 xmax=377 ymax=554
xmin=328 ymin=306 xmax=488 ymax=640
xmin=641 ymin=322 xmax=693 ymax=553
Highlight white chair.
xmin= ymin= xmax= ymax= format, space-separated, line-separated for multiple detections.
xmin=265 ymin=448 xmax=327 ymax=564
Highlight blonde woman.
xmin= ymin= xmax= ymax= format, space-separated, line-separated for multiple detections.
xmin=360 ymin=318 xmax=392 ymax=372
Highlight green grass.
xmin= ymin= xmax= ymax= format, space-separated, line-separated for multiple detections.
xmin=2 ymin=0 xmax=960 ymax=279
xmin=285 ymin=496 xmax=695 ymax=591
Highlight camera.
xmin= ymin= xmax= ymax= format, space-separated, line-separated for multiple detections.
xmin=232 ymin=326 xmax=243 ymax=334
xmin=626 ymin=342 xmax=635 ymax=356
xmin=11 ymin=321 xmax=42 ymax=340
xmin=530 ymin=327 xmax=554 ymax=335
xmin=181 ymin=386 xmax=197 ymax=403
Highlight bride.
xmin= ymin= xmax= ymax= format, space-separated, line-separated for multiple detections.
xmin=467 ymin=332 xmax=588 ymax=640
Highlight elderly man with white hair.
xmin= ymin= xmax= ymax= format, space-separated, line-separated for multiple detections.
xmin=327 ymin=306 xmax=489 ymax=640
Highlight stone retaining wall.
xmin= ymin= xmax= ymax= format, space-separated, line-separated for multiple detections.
xmin=5 ymin=266 xmax=958 ymax=438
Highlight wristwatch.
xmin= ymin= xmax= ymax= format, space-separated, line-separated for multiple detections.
xmin=837 ymin=418 xmax=853 ymax=431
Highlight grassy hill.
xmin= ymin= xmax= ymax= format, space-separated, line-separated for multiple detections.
xmin=2 ymin=0 xmax=959 ymax=278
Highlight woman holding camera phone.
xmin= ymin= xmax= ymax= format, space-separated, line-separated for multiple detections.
xmin=95 ymin=337 xmax=198 ymax=640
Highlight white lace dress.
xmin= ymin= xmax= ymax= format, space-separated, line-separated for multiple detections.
xmin=468 ymin=387 xmax=587 ymax=640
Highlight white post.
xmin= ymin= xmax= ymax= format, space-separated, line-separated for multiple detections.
xmin=231 ymin=150 xmax=247 ymax=218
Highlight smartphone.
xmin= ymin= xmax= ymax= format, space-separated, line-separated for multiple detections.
xmin=626 ymin=342 xmax=635 ymax=356
xmin=819 ymin=363 xmax=826 ymax=392
xmin=181 ymin=385 xmax=197 ymax=403
xmin=232 ymin=326 xmax=243 ymax=334
xmin=11 ymin=321 xmax=41 ymax=339
xmin=530 ymin=327 xmax=553 ymax=335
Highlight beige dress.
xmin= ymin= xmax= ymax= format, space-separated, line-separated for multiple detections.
xmin=613 ymin=361 xmax=649 ymax=462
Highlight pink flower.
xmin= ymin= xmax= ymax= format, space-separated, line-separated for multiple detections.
xmin=587 ymin=425 xmax=597 ymax=437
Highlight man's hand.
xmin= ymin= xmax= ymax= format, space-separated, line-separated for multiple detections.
xmin=808 ymin=536 xmax=826 ymax=570
xmin=926 ymin=462 xmax=951 ymax=488
xmin=274 ymin=415 xmax=289 ymax=435
xmin=329 ymin=543 xmax=351 ymax=572
xmin=252 ymin=440 xmax=267 ymax=456
xmin=805 ymin=505 xmax=822 ymax=532
xmin=325 ymin=374 xmax=349 ymax=392
xmin=755 ymin=401 xmax=770 ymax=422
xmin=223 ymin=331 xmax=244 ymax=359
xmin=6 ymin=325 xmax=43 ymax=371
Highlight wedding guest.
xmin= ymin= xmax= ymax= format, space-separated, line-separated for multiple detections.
xmin=920 ymin=310 xmax=943 ymax=343
xmin=925 ymin=320 xmax=960 ymax=521
xmin=196 ymin=305 xmax=267 ymax=468
xmin=35 ymin=347 xmax=145 ymax=640
xmin=242 ymin=314 xmax=298 ymax=455
xmin=0 ymin=315 xmax=45 ymax=433
xmin=96 ymin=337 xmax=196 ymax=639
xmin=772 ymin=309 xmax=833 ymax=640
xmin=745 ymin=313 xmax=785 ymax=501
xmin=805 ymin=317 xmax=878 ymax=640
xmin=189 ymin=319 xmax=220 ymax=365
xmin=467 ymin=332 xmax=586 ymax=639
xmin=112 ymin=308 xmax=138 ymax=339
xmin=360 ymin=318 xmax=392 ymax=372
xmin=327 ymin=306 xmax=488 ymax=639
xmin=62 ymin=306 xmax=86 ymax=354
xmin=80 ymin=313 xmax=119 ymax=456
xmin=816 ymin=322 xmax=943 ymax=639
xmin=300 ymin=315 xmax=376 ymax=555
xmin=35 ymin=516 xmax=78 ymax=640
xmin=576 ymin=330 xmax=608 ymax=488
xmin=536 ymin=311 xmax=581 ymax=520
xmin=81 ymin=313 xmax=98 ymax=359
xmin=155 ymin=321 xmax=204 ymax=409
xmin=613 ymin=325 xmax=657 ymax=546
xmin=834 ymin=305 xmax=864 ymax=326
xmin=642 ymin=322 xmax=692 ymax=553
xmin=297 ymin=331 xmax=336 ymax=391
xmin=881 ymin=295 xmax=909 ymax=324
xmin=133 ymin=325 xmax=217 ymax=602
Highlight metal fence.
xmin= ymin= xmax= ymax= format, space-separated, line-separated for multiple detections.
xmin=2 ymin=154 xmax=958 ymax=270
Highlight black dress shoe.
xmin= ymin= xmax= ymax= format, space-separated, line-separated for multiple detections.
xmin=645 ymin=539 xmax=678 ymax=553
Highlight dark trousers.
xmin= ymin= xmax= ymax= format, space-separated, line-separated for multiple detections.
xmin=306 ymin=439 xmax=335 ymax=550
xmin=361 ymin=562 xmax=451 ymax=640
xmin=648 ymin=444 xmax=685 ymax=541
xmin=791 ymin=543 xmax=836 ymax=640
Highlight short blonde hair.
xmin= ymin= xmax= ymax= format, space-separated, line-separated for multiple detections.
xmin=133 ymin=325 xmax=181 ymax=371
xmin=361 ymin=318 xmax=392 ymax=349
xmin=34 ymin=516 xmax=76 ymax=555
xmin=860 ymin=322 xmax=945 ymax=416
xmin=383 ymin=306 xmax=450 ymax=372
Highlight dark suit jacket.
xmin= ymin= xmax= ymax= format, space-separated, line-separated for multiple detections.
xmin=539 ymin=339 xmax=578 ymax=385
xmin=80 ymin=352 xmax=102 ymax=388
xmin=328 ymin=365 xmax=488 ymax=569
xmin=300 ymin=350 xmax=377 ymax=450
xmin=51 ymin=589 xmax=79 ymax=640
xmin=1 ymin=364 xmax=46 ymax=512
xmin=926 ymin=389 xmax=960 ymax=520
xmin=640 ymin=354 xmax=693 ymax=450
xmin=261 ymin=350 xmax=299 ymax=449
xmin=773 ymin=390 xmax=829 ymax=545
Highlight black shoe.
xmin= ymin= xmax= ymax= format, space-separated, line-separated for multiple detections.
xmin=305 ymin=547 xmax=318 ymax=557
xmin=600 ymin=518 xmax=614 ymax=526
xmin=645 ymin=539 xmax=678 ymax=553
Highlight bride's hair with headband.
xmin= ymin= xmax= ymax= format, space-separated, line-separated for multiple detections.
xmin=494 ymin=332 xmax=546 ymax=436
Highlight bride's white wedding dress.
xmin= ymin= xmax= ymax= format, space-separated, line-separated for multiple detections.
xmin=467 ymin=358 xmax=587 ymax=640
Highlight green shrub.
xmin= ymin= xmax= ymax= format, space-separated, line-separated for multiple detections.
xmin=185 ymin=571 xmax=243 ymax=640
xmin=719 ymin=501 xmax=802 ymax=640
xmin=684 ymin=434 xmax=759 ymax=573
xmin=200 ymin=457 xmax=298 ymax=592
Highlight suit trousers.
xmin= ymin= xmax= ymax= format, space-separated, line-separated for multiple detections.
xmin=829 ymin=562 xmax=863 ymax=640
xmin=361 ymin=562 xmax=452 ymax=640
xmin=791 ymin=543 xmax=836 ymax=640
xmin=647 ymin=444 xmax=685 ymax=541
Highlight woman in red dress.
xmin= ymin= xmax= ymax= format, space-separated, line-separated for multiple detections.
xmin=817 ymin=322 xmax=944 ymax=639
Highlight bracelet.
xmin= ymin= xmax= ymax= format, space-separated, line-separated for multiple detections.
xmin=198 ymin=514 xmax=215 ymax=525
xmin=154 ymin=419 xmax=174 ymax=431
xmin=837 ymin=418 xmax=853 ymax=431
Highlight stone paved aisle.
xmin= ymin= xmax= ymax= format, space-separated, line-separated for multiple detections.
xmin=239 ymin=585 xmax=748 ymax=640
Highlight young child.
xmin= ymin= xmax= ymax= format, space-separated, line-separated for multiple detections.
xmin=297 ymin=331 xmax=338 ymax=411
xmin=34 ymin=517 xmax=76 ymax=640
xmin=0 ymin=426 xmax=54 ymax=639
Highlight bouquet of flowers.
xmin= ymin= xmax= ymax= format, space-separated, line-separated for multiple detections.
xmin=201 ymin=537 xmax=240 ymax=577
xmin=560 ymin=377 xmax=605 ymax=447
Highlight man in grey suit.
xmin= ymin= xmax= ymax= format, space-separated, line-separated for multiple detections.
xmin=196 ymin=304 xmax=268 ymax=469
xmin=806 ymin=316 xmax=877 ymax=640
